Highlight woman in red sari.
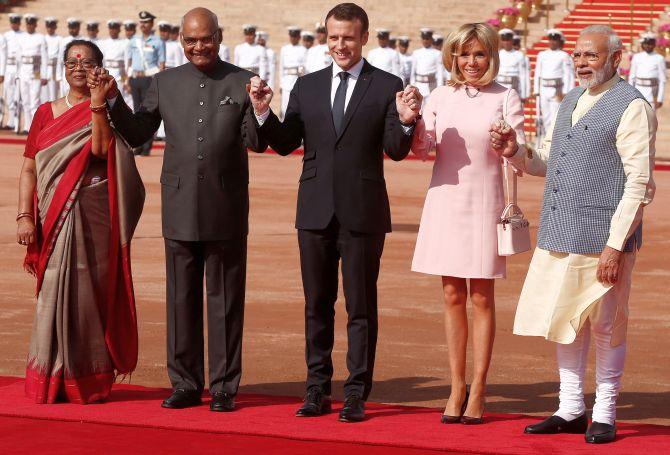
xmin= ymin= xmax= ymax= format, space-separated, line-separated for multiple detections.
xmin=17 ymin=40 xmax=145 ymax=404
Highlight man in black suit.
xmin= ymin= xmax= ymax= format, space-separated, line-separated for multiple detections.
xmin=89 ymin=7 xmax=266 ymax=412
xmin=249 ymin=2 xmax=422 ymax=422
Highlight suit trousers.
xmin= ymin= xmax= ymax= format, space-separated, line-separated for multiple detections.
xmin=298 ymin=216 xmax=385 ymax=400
xmin=164 ymin=237 xmax=247 ymax=396
xmin=129 ymin=76 xmax=154 ymax=155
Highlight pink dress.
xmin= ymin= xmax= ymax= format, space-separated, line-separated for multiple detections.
xmin=411 ymin=83 xmax=526 ymax=278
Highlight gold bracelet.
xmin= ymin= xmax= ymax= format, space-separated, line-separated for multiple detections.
xmin=16 ymin=212 xmax=34 ymax=222
xmin=90 ymin=103 xmax=108 ymax=113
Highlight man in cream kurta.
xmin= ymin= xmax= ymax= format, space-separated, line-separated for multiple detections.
xmin=493 ymin=26 xmax=655 ymax=444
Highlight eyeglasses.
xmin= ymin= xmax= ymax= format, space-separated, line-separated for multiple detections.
xmin=182 ymin=31 xmax=218 ymax=48
xmin=64 ymin=58 xmax=97 ymax=70
xmin=571 ymin=51 xmax=600 ymax=62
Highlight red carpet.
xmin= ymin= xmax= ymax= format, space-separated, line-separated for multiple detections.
xmin=0 ymin=377 xmax=668 ymax=454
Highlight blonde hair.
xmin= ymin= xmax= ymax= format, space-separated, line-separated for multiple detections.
xmin=444 ymin=23 xmax=500 ymax=87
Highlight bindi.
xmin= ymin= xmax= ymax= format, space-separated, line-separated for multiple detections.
xmin=76 ymin=53 xmax=81 ymax=58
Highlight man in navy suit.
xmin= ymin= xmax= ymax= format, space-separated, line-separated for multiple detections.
xmin=249 ymin=2 xmax=421 ymax=423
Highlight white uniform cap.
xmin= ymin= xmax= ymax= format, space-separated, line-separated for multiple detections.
xmin=243 ymin=24 xmax=257 ymax=32
xmin=512 ymin=34 xmax=522 ymax=41
xmin=433 ymin=34 xmax=444 ymax=41
xmin=24 ymin=13 xmax=38 ymax=21
xmin=67 ymin=17 xmax=81 ymax=25
xmin=123 ymin=19 xmax=137 ymax=26
xmin=8 ymin=13 xmax=22 ymax=20
xmin=376 ymin=28 xmax=390 ymax=34
xmin=256 ymin=31 xmax=269 ymax=40
xmin=498 ymin=28 xmax=514 ymax=36
xmin=546 ymin=28 xmax=564 ymax=38
xmin=157 ymin=20 xmax=170 ymax=26
xmin=640 ymin=32 xmax=657 ymax=42
xmin=45 ymin=17 xmax=58 ymax=23
xmin=86 ymin=20 xmax=99 ymax=26
xmin=315 ymin=22 xmax=326 ymax=32
xmin=398 ymin=35 xmax=410 ymax=41
xmin=287 ymin=26 xmax=301 ymax=32
xmin=301 ymin=31 xmax=314 ymax=38
xmin=420 ymin=27 xmax=433 ymax=33
xmin=107 ymin=19 xmax=122 ymax=26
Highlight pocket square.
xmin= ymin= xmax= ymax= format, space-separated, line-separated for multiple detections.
xmin=219 ymin=96 xmax=236 ymax=106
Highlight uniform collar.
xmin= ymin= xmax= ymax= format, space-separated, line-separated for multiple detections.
xmin=332 ymin=57 xmax=365 ymax=80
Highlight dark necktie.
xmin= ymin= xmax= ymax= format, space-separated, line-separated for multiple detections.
xmin=332 ymin=71 xmax=350 ymax=135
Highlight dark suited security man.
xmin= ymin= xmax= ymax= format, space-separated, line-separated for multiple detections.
xmin=89 ymin=7 xmax=266 ymax=411
xmin=249 ymin=2 xmax=422 ymax=422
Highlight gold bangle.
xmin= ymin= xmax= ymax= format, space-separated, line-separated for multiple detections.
xmin=90 ymin=103 xmax=108 ymax=113
xmin=16 ymin=212 xmax=34 ymax=222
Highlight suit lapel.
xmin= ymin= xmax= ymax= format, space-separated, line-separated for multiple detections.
xmin=336 ymin=61 xmax=374 ymax=142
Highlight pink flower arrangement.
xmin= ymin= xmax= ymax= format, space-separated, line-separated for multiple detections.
xmin=618 ymin=67 xmax=630 ymax=77
xmin=497 ymin=7 xmax=520 ymax=16
xmin=487 ymin=18 xmax=502 ymax=27
xmin=657 ymin=37 xmax=670 ymax=47
xmin=658 ymin=23 xmax=670 ymax=32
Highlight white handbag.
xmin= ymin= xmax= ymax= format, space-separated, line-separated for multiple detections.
xmin=496 ymin=88 xmax=531 ymax=256
xmin=497 ymin=160 xmax=531 ymax=256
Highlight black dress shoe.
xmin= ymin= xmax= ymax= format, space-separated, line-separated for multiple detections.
xmin=339 ymin=394 xmax=365 ymax=423
xmin=585 ymin=421 xmax=616 ymax=444
xmin=161 ymin=389 xmax=202 ymax=409
xmin=441 ymin=390 xmax=469 ymax=424
xmin=296 ymin=387 xmax=331 ymax=417
xmin=524 ymin=414 xmax=588 ymax=434
xmin=210 ymin=392 xmax=235 ymax=412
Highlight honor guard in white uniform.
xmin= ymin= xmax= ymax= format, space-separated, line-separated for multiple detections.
xmin=280 ymin=26 xmax=307 ymax=118
xmin=59 ymin=18 xmax=84 ymax=97
xmin=497 ymin=29 xmax=530 ymax=101
xmin=256 ymin=31 xmax=275 ymax=90
xmin=433 ymin=34 xmax=451 ymax=81
xmin=397 ymin=36 xmax=412 ymax=86
xmin=85 ymin=20 xmax=100 ymax=45
xmin=17 ymin=14 xmax=48 ymax=133
xmin=155 ymin=21 xmax=173 ymax=140
xmin=304 ymin=22 xmax=331 ymax=74
xmin=301 ymin=31 xmax=315 ymax=50
xmin=2 ymin=14 xmax=23 ymax=130
xmin=100 ymin=20 xmax=129 ymax=95
xmin=234 ymin=24 xmax=266 ymax=77
xmin=0 ymin=33 xmax=5 ymax=123
xmin=218 ymin=27 xmax=230 ymax=63
xmin=42 ymin=18 xmax=62 ymax=102
xmin=367 ymin=29 xmax=400 ymax=76
xmin=121 ymin=20 xmax=136 ymax=109
xmin=534 ymin=29 xmax=574 ymax=136
xmin=389 ymin=36 xmax=397 ymax=50
xmin=411 ymin=28 xmax=444 ymax=107
xmin=165 ymin=25 xmax=185 ymax=68
xmin=629 ymin=33 xmax=666 ymax=110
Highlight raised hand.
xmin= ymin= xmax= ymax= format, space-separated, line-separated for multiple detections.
xmin=247 ymin=76 xmax=273 ymax=115
xmin=396 ymin=85 xmax=422 ymax=124
xmin=88 ymin=67 xmax=119 ymax=103
xmin=489 ymin=121 xmax=518 ymax=158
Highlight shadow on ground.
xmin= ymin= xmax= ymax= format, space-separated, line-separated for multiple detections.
xmin=240 ymin=377 xmax=670 ymax=422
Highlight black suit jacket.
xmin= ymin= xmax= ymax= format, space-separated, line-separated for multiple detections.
xmin=259 ymin=60 xmax=412 ymax=234
xmin=109 ymin=59 xmax=267 ymax=241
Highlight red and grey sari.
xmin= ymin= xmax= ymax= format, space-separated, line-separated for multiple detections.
xmin=24 ymin=101 xmax=145 ymax=404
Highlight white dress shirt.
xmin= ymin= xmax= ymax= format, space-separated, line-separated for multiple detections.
xmin=234 ymin=42 xmax=266 ymax=77
xmin=410 ymin=46 xmax=444 ymax=85
xmin=165 ymin=40 xmax=185 ymax=68
xmin=218 ymin=43 xmax=230 ymax=63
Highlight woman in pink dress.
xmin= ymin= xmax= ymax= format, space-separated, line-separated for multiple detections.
xmin=411 ymin=23 xmax=526 ymax=424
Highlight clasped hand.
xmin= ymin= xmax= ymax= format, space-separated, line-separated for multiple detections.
xmin=489 ymin=121 xmax=518 ymax=158
xmin=396 ymin=86 xmax=422 ymax=124
xmin=248 ymin=76 xmax=273 ymax=116
xmin=87 ymin=67 xmax=119 ymax=103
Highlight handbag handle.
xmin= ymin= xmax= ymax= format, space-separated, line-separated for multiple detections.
xmin=501 ymin=88 xmax=517 ymax=208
